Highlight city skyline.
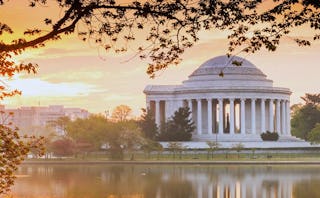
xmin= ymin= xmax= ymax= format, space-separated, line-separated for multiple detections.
xmin=1 ymin=1 xmax=319 ymax=116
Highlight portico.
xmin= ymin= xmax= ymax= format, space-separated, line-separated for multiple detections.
xmin=144 ymin=55 xmax=293 ymax=142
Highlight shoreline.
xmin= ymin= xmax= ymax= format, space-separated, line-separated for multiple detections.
xmin=22 ymin=160 xmax=320 ymax=165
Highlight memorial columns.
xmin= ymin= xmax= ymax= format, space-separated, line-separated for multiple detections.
xmin=286 ymin=100 xmax=291 ymax=135
xmin=261 ymin=99 xmax=266 ymax=133
xmin=218 ymin=98 xmax=224 ymax=134
xmin=240 ymin=98 xmax=246 ymax=135
xmin=281 ymin=100 xmax=286 ymax=134
xmin=229 ymin=98 xmax=235 ymax=134
xmin=188 ymin=99 xmax=193 ymax=120
xmin=207 ymin=99 xmax=213 ymax=135
xmin=251 ymin=98 xmax=256 ymax=134
xmin=197 ymin=99 xmax=202 ymax=135
xmin=269 ymin=99 xmax=274 ymax=132
xmin=276 ymin=99 xmax=281 ymax=133
xmin=146 ymin=100 xmax=151 ymax=110
xmin=155 ymin=100 xmax=160 ymax=127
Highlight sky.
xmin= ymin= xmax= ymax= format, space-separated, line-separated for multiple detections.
xmin=0 ymin=1 xmax=319 ymax=117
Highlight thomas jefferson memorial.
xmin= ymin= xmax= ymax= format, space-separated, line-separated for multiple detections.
xmin=144 ymin=55 xmax=310 ymax=148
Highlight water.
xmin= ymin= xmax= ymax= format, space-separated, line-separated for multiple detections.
xmin=9 ymin=164 xmax=320 ymax=198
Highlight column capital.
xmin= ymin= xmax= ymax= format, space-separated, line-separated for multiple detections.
xmin=240 ymin=98 xmax=246 ymax=102
xmin=196 ymin=98 xmax=202 ymax=102
xmin=261 ymin=98 xmax=266 ymax=102
xmin=251 ymin=98 xmax=257 ymax=102
xmin=206 ymin=98 xmax=212 ymax=102
xmin=229 ymin=98 xmax=235 ymax=102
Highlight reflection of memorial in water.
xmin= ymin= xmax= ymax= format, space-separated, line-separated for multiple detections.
xmin=155 ymin=166 xmax=318 ymax=198
xmin=11 ymin=165 xmax=320 ymax=198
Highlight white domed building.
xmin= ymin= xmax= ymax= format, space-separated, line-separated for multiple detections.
xmin=144 ymin=55 xmax=310 ymax=148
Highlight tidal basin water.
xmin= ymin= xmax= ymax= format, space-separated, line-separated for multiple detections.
xmin=10 ymin=164 xmax=320 ymax=198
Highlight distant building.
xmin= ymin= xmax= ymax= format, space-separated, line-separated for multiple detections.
xmin=0 ymin=105 xmax=90 ymax=136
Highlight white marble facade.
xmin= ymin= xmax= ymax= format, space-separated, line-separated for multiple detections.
xmin=144 ymin=55 xmax=292 ymax=141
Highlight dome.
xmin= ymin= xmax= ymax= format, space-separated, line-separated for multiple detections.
xmin=183 ymin=55 xmax=273 ymax=87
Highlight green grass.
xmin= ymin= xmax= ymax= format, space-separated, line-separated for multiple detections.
xmin=26 ymin=150 xmax=320 ymax=162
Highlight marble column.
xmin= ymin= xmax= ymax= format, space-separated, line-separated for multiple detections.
xmin=218 ymin=98 xmax=224 ymax=134
xmin=241 ymin=183 xmax=246 ymax=198
xmin=269 ymin=99 xmax=274 ymax=132
xmin=262 ymin=188 xmax=267 ymax=198
xmin=217 ymin=184 xmax=222 ymax=198
xmin=230 ymin=183 xmax=235 ymax=198
xmin=276 ymin=99 xmax=281 ymax=133
xmin=207 ymin=99 xmax=213 ymax=135
xmin=208 ymin=183 xmax=213 ymax=198
xmin=261 ymin=99 xmax=266 ymax=133
xmin=251 ymin=98 xmax=256 ymax=134
xmin=155 ymin=100 xmax=160 ymax=127
xmin=212 ymin=101 xmax=217 ymax=134
xmin=188 ymin=99 xmax=193 ymax=121
xmin=146 ymin=100 xmax=151 ymax=110
xmin=197 ymin=99 xmax=202 ymax=135
xmin=252 ymin=185 xmax=257 ymax=198
xmin=281 ymin=100 xmax=286 ymax=135
xmin=230 ymin=98 xmax=235 ymax=134
xmin=286 ymin=100 xmax=291 ymax=135
xmin=277 ymin=182 xmax=282 ymax=198
xmin=197 ymin=184 xmax=203 ymax=198
xmin=240 ymin=99 xmax=246 ymax=135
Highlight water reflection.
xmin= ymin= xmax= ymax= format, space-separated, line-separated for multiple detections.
xmin=10 ymin=164 xmax=320 ymax=198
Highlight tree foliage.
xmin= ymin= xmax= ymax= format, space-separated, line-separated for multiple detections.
xmin=158 ymin=107 xmax=195 ymax=141
xmin=49 ymin=137 xmax=75 ymax=156
xmin=1 ymin=0 xmax=320 ymax=79
xmin=307 ymin=123 xmax=320 ymax=144
xmin=206 ymin=141 xmax=220 ymax=159
xmin=291 ymin=93 xmax=320 ymax=140
xmin=63 ymin=114 xmax=145 ymax=159
xmin=139 ymin=108 xmax=158 ymax=140
xmin=232 ymin=142 xmax=244 ymax=159
xmin=48 ymin=116 xmax=71 ymax=136
xmin=261 ymin=131 xmax=280 ymax=141
xmin=111 ymin=105 xmax=132 ymax=122
xmin=0 ymin=125 xmax=44 ymax=194
xmin=66 ymin=115 xmax=108 ymax=150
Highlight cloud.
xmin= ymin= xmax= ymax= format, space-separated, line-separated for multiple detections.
xmin=7 ymin=78 xmax=101 ymax=97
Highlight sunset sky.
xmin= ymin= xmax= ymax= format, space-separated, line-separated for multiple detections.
xmin=1 ymin=1 xmax=319 ymax=117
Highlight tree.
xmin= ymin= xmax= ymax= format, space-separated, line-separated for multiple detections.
xmin=141 ymin=139 xmax=163 ymax=159
xmin=301 ymin=93 xmax=320 ymax=106
xmin=158 ymin=107 xmax=195 ymax=141
xmin=206 ymin=141 xmax=220 ymax=159
xmin=232 ymin=142 xmax=244 ymax=159
xmin=119 ymin=121 xmax=145 ymax=160
xmin=291 ymin=93 xmax=320 ymax=140
xmin=48 ymin=116 xmax=71 ymax=136
xmin=49 ymin=137 xmax=76 ymax=156
xmin=139 ymin=108 xmax=158 ymax=140
xmin=307 ymin=123 xmax=320 ymax=144
xmin=0 ymin=125 xmax=44 ymax=194
xmin=111 ymin=105 xmax=132 ymax=122
xmin=102 ymin=120 xmax=146 ymax=160
xmin=65 ymin=115 xmax=108 ymax=151
xmin=167 ymin=142 xmax=185 ymax=159
xmin=2 ymin=0 xmax=320 ymax=79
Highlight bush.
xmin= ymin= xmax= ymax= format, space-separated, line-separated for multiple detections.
xmin=261 ymin=131 xmax=279 ymax=141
